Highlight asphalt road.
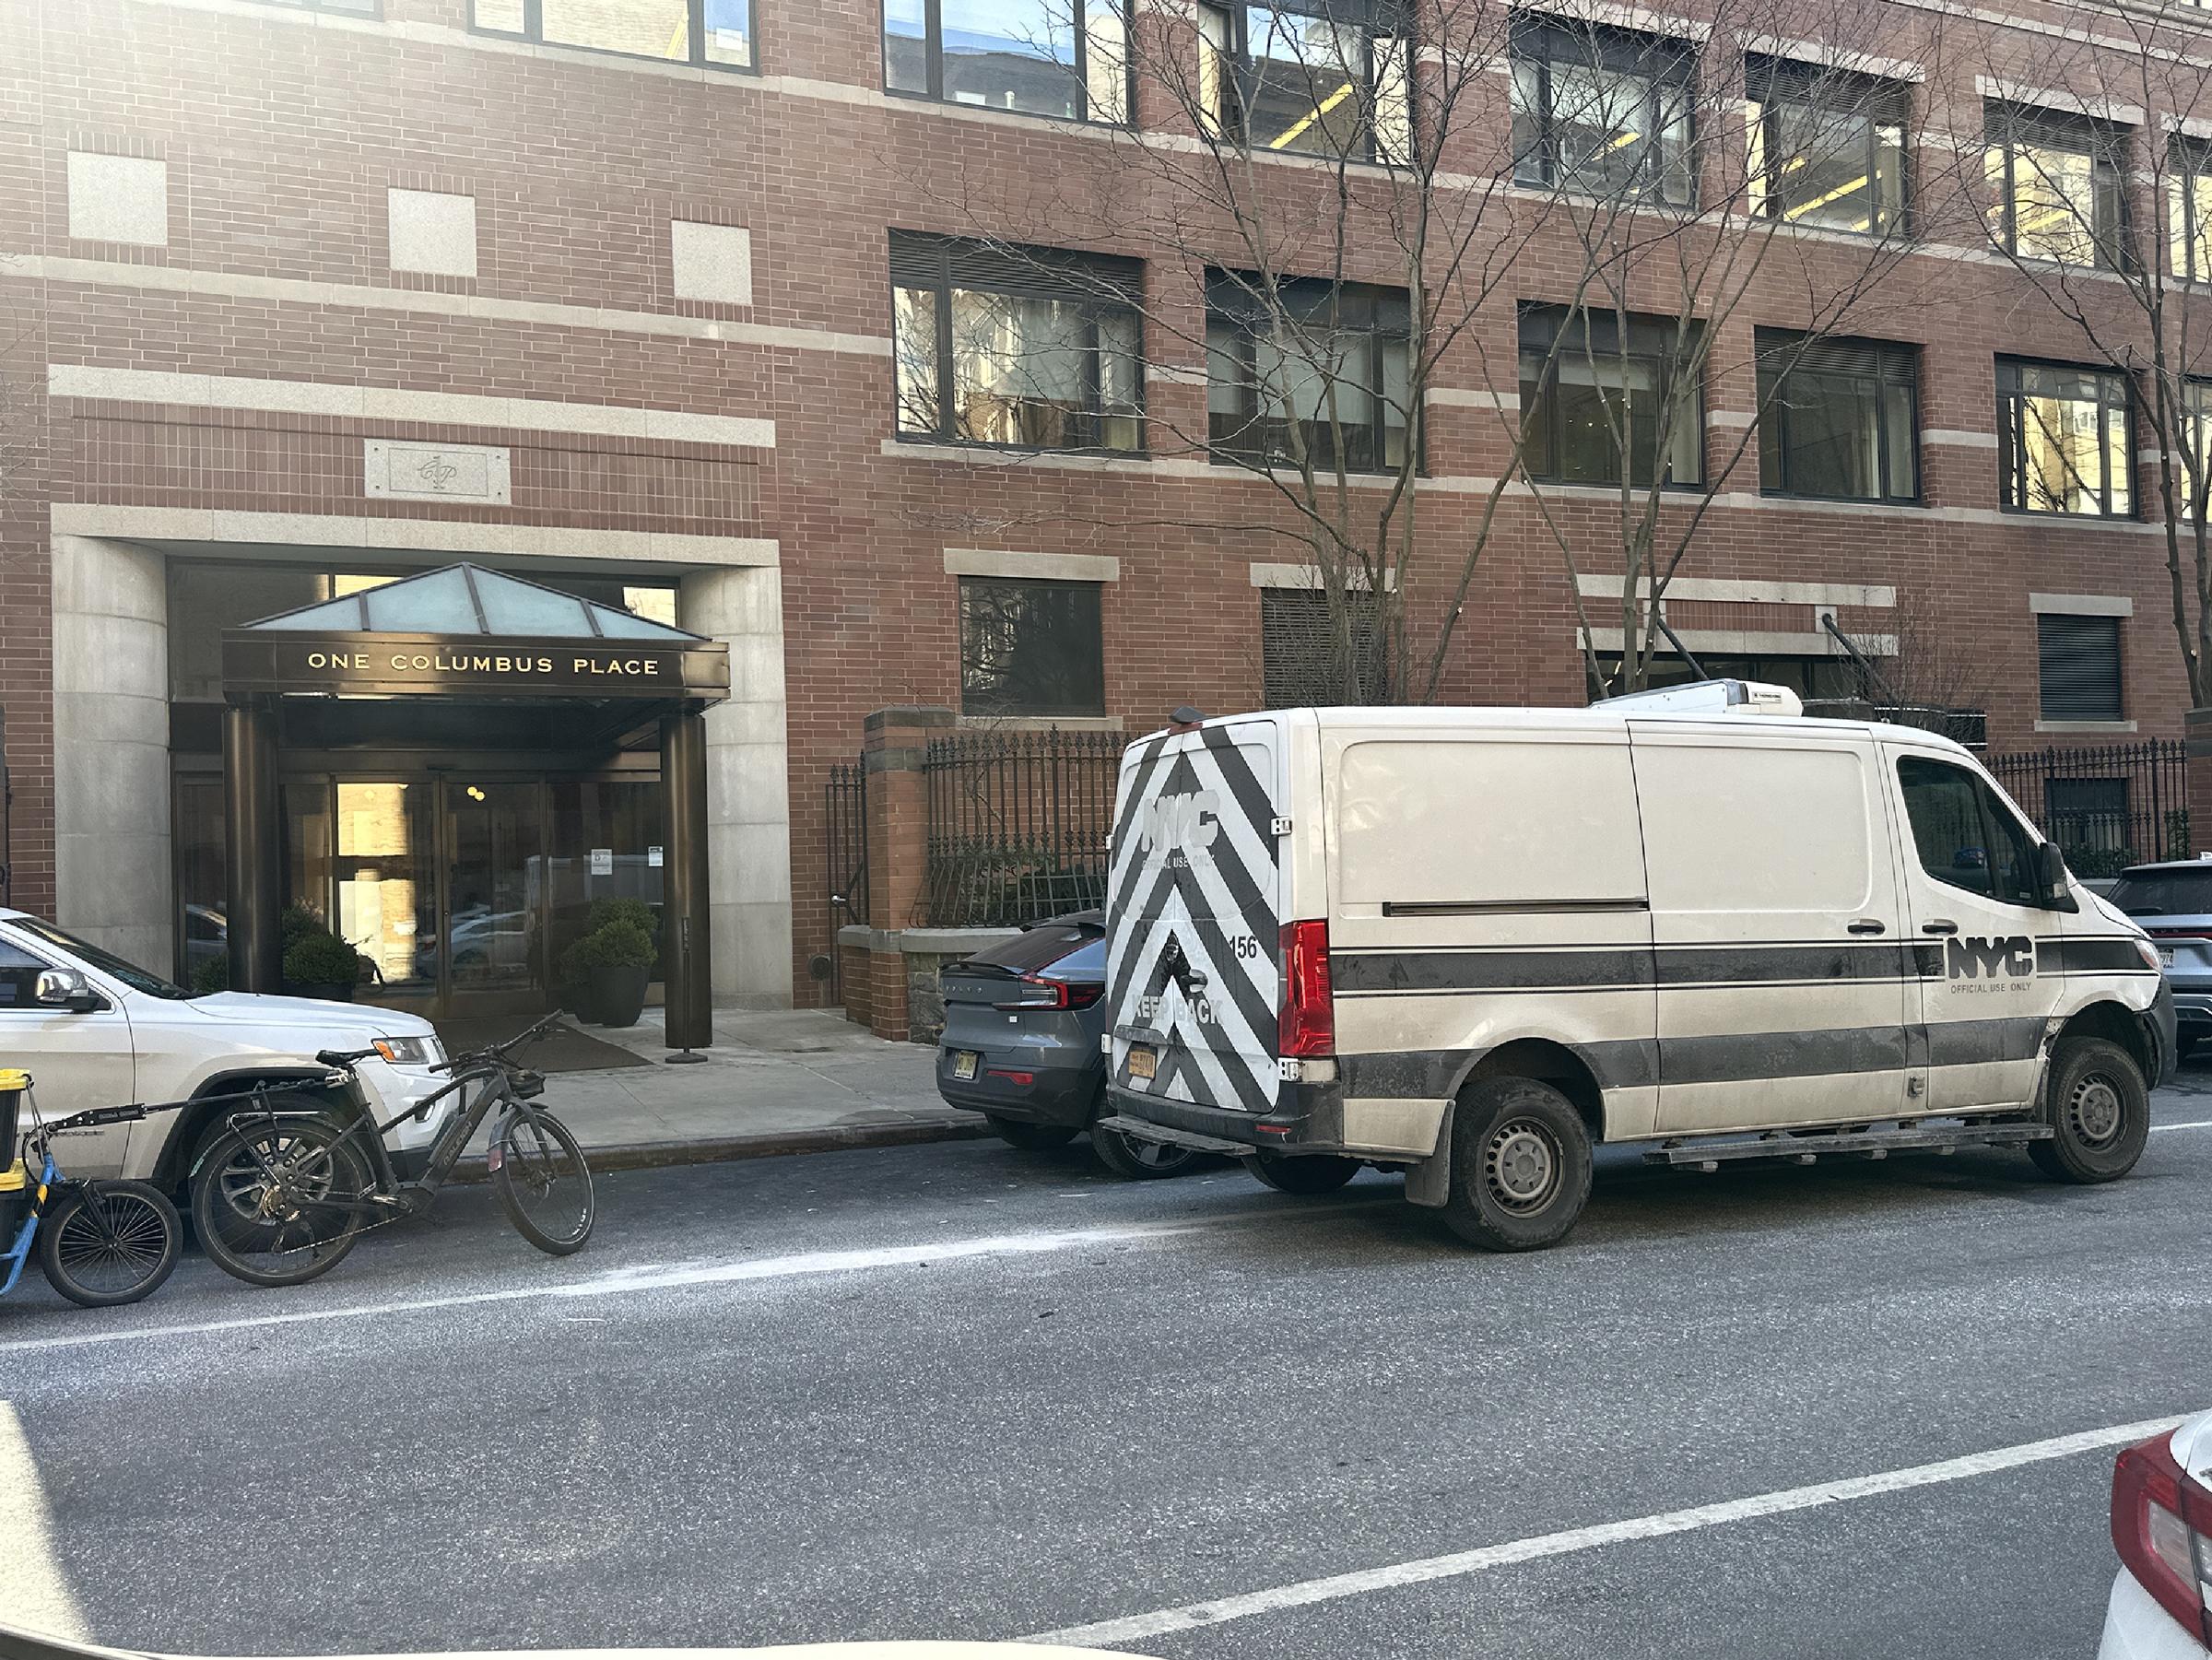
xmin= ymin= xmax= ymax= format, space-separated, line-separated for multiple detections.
xmin=4 ymin=1072 xmax=2210 ymax=1660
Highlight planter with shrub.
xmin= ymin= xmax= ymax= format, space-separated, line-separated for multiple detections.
xmin=281 ymin=914 xmax=364 ymax=1003
xmin=559 ymin=900 xmax=660 ymax=1028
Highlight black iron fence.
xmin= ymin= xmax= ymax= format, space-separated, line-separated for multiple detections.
xmin=1985 ymin=739 xmax=2191 ymax=878
xmin=823 ymin=759 xmax=867 ymax=1001
xmin=921 ymin=729 xmax=1123 ymax=928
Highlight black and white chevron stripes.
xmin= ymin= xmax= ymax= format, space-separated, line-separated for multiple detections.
xmin=1106 ymin=724 xmax=1283 ymax=1114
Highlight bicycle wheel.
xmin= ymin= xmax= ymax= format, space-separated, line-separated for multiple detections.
xmin=37 ymin=1181 xmax=182 ymax=1308
xmin=192 ymin=1117 xmax=376 ymax=1288
xmin=491 ymin=1109 xmax=594 ymax=1255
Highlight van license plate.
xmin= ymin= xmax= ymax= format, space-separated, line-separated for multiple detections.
xmin=2159 ymin=946 xmax=2177 ymax=970
xmin=951 ymin=1051 xmax=979 ymax=1080
xmin=1127 ymin=1045 xmax=1157 ymax=1082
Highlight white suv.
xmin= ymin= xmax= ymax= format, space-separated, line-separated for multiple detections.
xmin=0 ymin=908 xmax=455 ymax=1191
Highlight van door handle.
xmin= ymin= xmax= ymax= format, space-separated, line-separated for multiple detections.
xmin=1922 ymin=919 xmax=1959 ymax=936
xmin=1847 ymin=919 xmax=1887 ymax=936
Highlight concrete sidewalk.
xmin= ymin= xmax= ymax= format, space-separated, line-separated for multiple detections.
xmin=461 ymin=1007 xmax=982 ymax=1171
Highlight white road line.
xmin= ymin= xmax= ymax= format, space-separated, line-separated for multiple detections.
xmin=0 ymin=1200 xmax=1382 ymax=1359
xmin=2151 ymin=1118 xmax=2212 ymax=1133
xmin=1024 ymin=1413 xmax=2192 ymax=1648
xmin=0 ymin=1402 xmax=85 ymax=1642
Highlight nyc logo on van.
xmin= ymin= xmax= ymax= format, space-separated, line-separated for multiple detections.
xmin=1139 ymin=791 xmax=1221 ymax=865
xmin=1946 ymin=935 xmax=2035 ymax=983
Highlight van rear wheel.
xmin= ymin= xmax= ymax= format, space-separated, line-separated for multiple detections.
xmin=2030 ymin=1035 xmax=2148 ymax=1183
xmin=1441 ymin=1077 xmax=1593 ymax=1252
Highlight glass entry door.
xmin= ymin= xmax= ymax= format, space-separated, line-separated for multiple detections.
xmin=442 ymin=780 xmax=546 ymax=1017
xmin=276 ymin=771 xmax=665 ymax=1019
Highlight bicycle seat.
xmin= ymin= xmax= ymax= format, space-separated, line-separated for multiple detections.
xmin=316 ymin=1047 xmax=377 ymax=1068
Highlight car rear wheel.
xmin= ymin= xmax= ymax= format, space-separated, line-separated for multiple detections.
xmin=1249 ymin=1153 xmax=1359 ymax=1195
xmin=2030 ymin=1034 xmax=2148 ymax=1183
xmin=1441 ymin=1077 xmax=1593 ymax=1252
xmin=986 ymin=1115 xmax=1080 ymax=1152
xmin=1088 ymin=1119 xmax=1199 ymax=1179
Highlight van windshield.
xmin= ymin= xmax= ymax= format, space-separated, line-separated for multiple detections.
xmin=7 ymin=917 xmax=196 ymax=1000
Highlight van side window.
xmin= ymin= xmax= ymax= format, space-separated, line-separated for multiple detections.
xmin=0 ymin=942 xmax=53 ymax=1009
xmin=1898 ymin=756 xmax=2041 ymax=906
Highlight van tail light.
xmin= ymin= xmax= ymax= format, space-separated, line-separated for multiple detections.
xmin=994 ymin=975 xmax=1101 ymax=1012
xmin=1279 ymin=918 xmax=1335 ymax=1058
xmin=2112 ymin=1432 xmax=2212 ymax=1645
xmin=2147 ymin=928 xmax=2212 ymax=941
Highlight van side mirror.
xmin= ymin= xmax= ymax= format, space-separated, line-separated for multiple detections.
xmin=2036 ymin=842 xmax=2076 ymax=910
xmin=33 ymin=968 xmax=103 ymax=1014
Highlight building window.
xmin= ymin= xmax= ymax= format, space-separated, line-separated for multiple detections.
xmin=1756 ymin=333 xmax=1918 ymax=502
xmin=1746 ymin=57 xmax=1907 ymax=234
xmin=1520 ymin=303 xmax=1703 ymax=487
xmin=959 ymin=578 xmax=1107 ymax=716
xmin=1206 ymin=274 xmax=1412 ymax=473
xmin=2183 ymin=379 xmax=2212 ymax=519
xmin=2037 ymin=613 xmax=2124 ymax=722
xmin=1997 ymin=358 xmax=2133 ymax=517
xmin=886 ymin=0 xmax=1131 ymax=123
xmin=1510 ymin=18 xmax=1695 ymax=206
xmin=890 ymin=233 xmax=1144 ymax=453
xmin=2170 ymin=136 xmax=2212 ymax=283
xmin=1195 ymin=2 xmax=1412 ymax=162
xmin=1260 ymin=587 xmax=1387 ymax=705
xmin=1984 ymin=102 xmax=2127 ymax=269
xmin=471 ymin=0 xmax=754 ymax=69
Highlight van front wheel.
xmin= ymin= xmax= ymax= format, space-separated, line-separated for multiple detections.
xmin=2030 ymin=1035 xmax=2148 ymax=1183
xmin=1441 ymin=1078 xmax=1593 ymax=1252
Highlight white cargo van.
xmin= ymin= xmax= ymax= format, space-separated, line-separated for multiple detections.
xmin=1099 ymin=684 xmax=2176 ymax=1250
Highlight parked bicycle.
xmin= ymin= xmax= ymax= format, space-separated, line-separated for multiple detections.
xmin=2 ymin=1070 xmax=182 ymax=1308
xmin=189 ymin=1010 xmax=594 ymax=1288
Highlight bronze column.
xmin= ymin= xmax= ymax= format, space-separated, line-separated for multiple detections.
xmin=660 ymin=708 xmax=712 ymax=1056
xmin=222 ymin=699 xmax=282 ymax=992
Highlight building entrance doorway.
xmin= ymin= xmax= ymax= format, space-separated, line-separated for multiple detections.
xmin=214 ymin=563 xmax=729 ymax=1053
xmin=290 ymin=774 xmax=664 ymax=1021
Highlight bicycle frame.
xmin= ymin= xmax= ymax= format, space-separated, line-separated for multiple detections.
xmin=0 ymin=1149 xmax=56 ymax=1297
xmin=204 ymin=1059 xmax=526 ymax=1214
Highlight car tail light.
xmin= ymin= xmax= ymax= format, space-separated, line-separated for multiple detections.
xmin=1279 ymin=918 xmax=1335 ymax=1058
xmin=2148 ymin=927 xmax=2212 ymax=941
xmin=993 ymin=975 xmax=1101 ymax=1012
xmin=2112 ymin=1432 xmax=2212 ymax=1645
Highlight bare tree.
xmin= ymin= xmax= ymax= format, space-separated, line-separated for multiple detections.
xmin=1922 ymin=5 xmax=2212 ymax=705
xmin=891 ymin=0 xmax=1553 ymax=704
xmin=1505 ymin=2 xmax=1945 ymax=695
xmin=892 ymin=0 xmax=1938 ymax=705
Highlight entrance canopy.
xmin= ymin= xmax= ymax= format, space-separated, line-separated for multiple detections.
xmin=221 ymin=562 xmax=729 ymax=704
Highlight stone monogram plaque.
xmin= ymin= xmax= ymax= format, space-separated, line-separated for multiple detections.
xmin=362 ymin=438 xmax=512 ymax=504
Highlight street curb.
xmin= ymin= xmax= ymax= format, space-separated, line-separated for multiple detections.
xmin=445 ymin=1115 xmax=992 ymax=1183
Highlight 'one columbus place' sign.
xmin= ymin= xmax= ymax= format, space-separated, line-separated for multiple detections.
xmin=220 ymin=632 xmax=731 ymax=700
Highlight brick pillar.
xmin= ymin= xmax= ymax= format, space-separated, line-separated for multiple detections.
xmin=2188 ymin=710 xmax=2212 ymax=859
xmin=859 ymin=705 xmax=955 ymax=1040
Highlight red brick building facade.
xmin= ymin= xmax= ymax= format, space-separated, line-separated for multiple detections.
xmin=1 ymin=0 xmax=2205 ymax=1009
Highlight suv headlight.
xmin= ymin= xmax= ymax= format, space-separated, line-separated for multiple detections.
xmin=372 ymin=1035 xmax=441 ymax=1066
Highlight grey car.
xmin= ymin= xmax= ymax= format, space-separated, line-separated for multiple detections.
xmin=2108 ymin=860 xmax=2212 ymax=1061
xmin=935 ymin=912 xmax=1196 ymax=1178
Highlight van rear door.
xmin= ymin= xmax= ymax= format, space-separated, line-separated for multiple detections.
xmin=1106 ymin=719 xmax=1286 ymax=1116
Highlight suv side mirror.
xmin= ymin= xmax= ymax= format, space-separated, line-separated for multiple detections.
xmin=2037 ymin=842 xmax=2077 ymax=910
xmin=33 ymin=968 xmax=104 ymax=1014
